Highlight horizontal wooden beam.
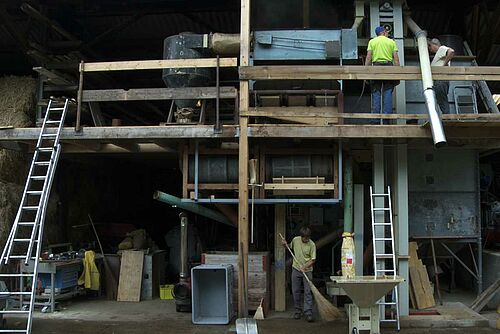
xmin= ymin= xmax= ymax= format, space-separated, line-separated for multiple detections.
xmin=108 ymin=141 xmax=140 ymax=152
xmin=239 ymin=65 xmax=500 ymax=81
xmin=2 ymin=124 xmax=500 ymax=147
xmin=33 ymin=67 xmax=75 ymax=85
xmin=187 ymin=183 xmax=238 ymax=190
xmin=264 ymin=183 xmax=335 ymax=190
xmin=82 ymin=58 xmax=238 ymax=72
xmin=82 ymin=87 xmax=237 ymax=102
xmin=243 ymin=110 xmax=500 ymax=120
xmin=248 ymin=124 xmax=500 ymax=139
xmin=244 ymin=107 xmax=339 ymax=117
xmin=0 ymin=126 xmax=237 ymax=141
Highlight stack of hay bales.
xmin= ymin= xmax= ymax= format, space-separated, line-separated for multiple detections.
xmin=0 ymin=76 xmax=60 ymax=248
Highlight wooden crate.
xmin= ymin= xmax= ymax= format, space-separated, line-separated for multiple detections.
xmin=265 ymin=176 xmax=335 ymax=196
xmin=202 ymin=252 xmax=270 ymax=311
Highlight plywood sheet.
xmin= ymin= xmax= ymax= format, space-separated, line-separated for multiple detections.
xmin=409 ymin=265 xmax=435 ymax=309
xmin=117 ymin=250 xmax=144 ymax=302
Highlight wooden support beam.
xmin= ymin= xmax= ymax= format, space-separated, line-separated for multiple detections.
xmin=274 ymin=205 xmax=286 ymax=311
xmin=82 ymin=58 xmax=238 ymax=72
xmin=88 ymin=102 xmax=106 ymax=127
xmin=238 ymin=0 xmax=251 ymax=318
xmin=84 ymin=12 xmax=147 ymax=49
xmin=61 ymin=140 xmax=101 ymax=152
xmin=187 ymin=183 xmax=238 ymax=190
xmin=82 ymin=87 xmax=238 ymax=102
xmin=153 ymin=140 xmax=177 ymax=152
xmin=264 ymin=183 xmax=335 ymax=190
xmin=238 ymin=86 xmax=250 ymax=317
xmin=333 ymin=143 xmax=339 ymax=199
xmin=33 ymin=67 xmax=75 ymax=85
xmin=239 ymin=65 xmax=500 ymax=81
xmin=0 ymin=126 xmax=237 ymax=141
xmin=182 ymin=144 xmax=189 ymax=199
xmin=108 ymin=141 xmax=140 ymax=152
xmin=244 ymin=110 xmax=500 ymax=120
xmin=20 ymin=3 xmax=80 ymax=42
xmin=248 ymin=124 xmax=500 ymax=139
xmin=3 ymin=122 xmax=500 ymax=144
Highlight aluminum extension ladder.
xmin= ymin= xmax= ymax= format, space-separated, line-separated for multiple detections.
xmin=0 ymin=99 xmax=69 ymax=333
xmin=369 ymin=186 xmax=400 ymax=331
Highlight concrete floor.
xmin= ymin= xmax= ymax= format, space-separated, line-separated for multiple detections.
xmin=9 ymin=298 xmax=494 ymax=334
xmin=27 ymin=319 xmax=499 ymax=334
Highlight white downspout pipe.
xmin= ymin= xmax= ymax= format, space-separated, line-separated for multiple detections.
xmin=405 ymin=15 xmax=447 ymax=147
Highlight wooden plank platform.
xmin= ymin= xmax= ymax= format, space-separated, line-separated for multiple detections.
xmin=243 ymin=109 xmax=500 ymax=120
xmin=82 ymin=57 xmax=238 ymax=72
xmin=239 ymin=65 xmax=500 ymax=81
xmin=1 ymin=123 xmax=500 ymax=153
xmin=82 ymin=87 xmax=238 ymax=102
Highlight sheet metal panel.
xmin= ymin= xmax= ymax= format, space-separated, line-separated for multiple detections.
xmin=253 ymin=29 xmax=357 ymax=61
xmin=408 ymin=149 xmax=479 ymax=238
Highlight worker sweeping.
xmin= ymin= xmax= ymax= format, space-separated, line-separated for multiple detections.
xmin=281 ymin=226 xmax=316 ymax=322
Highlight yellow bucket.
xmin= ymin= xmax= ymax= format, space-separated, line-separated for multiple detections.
xmin=160 ymin=284 xmax=174 ymax=300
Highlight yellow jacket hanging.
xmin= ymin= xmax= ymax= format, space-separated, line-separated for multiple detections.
xmin=78 ymin=250 xmax=100 ymax=291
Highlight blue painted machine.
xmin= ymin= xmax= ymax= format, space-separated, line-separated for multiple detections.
xmin=253 ymin=29 xmax=358 ymax=61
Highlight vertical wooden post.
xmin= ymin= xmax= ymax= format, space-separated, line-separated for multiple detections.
xmin=333 ymin=143 xmax=339 ymax=199
xmin=274 ymin=204 xmax=286 ymax=311
xmin=76 ymin=61 xmax=84 ymax=132
xmin=259 ymin=146 xmax=266 ymax=199
xmin=303 ymin=0 xmax=310 ymax=28
xmin=182 ymin=143 xmax=189 ymax=199
xmin=238 ymin=0 xmax=251 ymax=318
xmin=472 ymin=5 xmax=479 ymax=54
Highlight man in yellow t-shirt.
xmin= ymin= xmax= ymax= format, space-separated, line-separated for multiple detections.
xmin=281 ymin=226 xmax=316 ymax=322
xmin=365 ymin=26 xmax=400 ymax=124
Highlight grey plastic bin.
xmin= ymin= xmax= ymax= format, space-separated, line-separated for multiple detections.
xmin=191 ymin=264 xmax=233 ymax=325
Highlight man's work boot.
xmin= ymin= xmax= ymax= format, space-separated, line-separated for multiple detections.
xmin=293 ymin=312 xmax=301 ymax=320
xmin=306 ymin=314 xmax=314 ymax=323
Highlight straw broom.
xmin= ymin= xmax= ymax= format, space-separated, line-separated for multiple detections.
xmin=279 ymin=233 xmax=341 ymax=321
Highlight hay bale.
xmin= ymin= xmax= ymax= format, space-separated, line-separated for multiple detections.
xmin=0 ymin=77 xmax=61 ymax=250
xmin=0 ymin=75 xmax=37 ymax=127
xmin=0 ymin=181 xmax=22 ymax=248
xmin=0 ymin=181 xmax=60 ymax=251
xmin=0 ymin=150 xmax=30 ymax=185
xmin=0 ymin=76 xmax=37 ymax=184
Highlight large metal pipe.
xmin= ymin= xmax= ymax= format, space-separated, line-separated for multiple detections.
xmin=179 ymin=212 xmax=189 ymax=279
xmin=214 ymin=203 xmax=239 ymax=226
xmin=209 ymin=33 xmax=241 ymax=55
xmin=343 ymin=154 xmax=354 ymax=233
xmin=153 ymin=191 xmax=236 ymax=227
xmin=405 ymin=15 xmax=447 ymax=147
xmin=315 ymin=228 xmax=343 ymax=250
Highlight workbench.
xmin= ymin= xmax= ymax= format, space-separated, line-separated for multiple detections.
xmin=21 ymin=259 xmax=82 ymax=313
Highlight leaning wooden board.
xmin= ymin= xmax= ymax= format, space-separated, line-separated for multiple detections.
xmin=409 ymin=265 xmax=435 ymax=309
xmin=408 ymin=242 xmax=435 ymax=309
xmin=470 ymin=277 xmax=500 ymax=312
xmin=117 ymin=250 xmax=144 ymax=302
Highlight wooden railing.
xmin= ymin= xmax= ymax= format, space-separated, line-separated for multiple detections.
xmin=239 ymin=65 xmax=500 ymax=81
xmin=76 ymin=57 xmax=238 ymax=131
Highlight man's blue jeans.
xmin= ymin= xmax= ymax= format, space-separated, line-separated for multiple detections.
xmin=371 ymin=83 xmax=393 ymax=124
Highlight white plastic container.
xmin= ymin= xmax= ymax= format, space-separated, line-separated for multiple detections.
xmin=191 ymin=264 xmax=233 ymax=324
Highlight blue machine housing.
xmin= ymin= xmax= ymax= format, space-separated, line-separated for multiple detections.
xmin=253 ymin=29 xmax=358 ymax=61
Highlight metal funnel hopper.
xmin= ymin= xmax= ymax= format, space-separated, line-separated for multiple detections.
xmin=330 ymin=276 xmax=404 ymax=308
